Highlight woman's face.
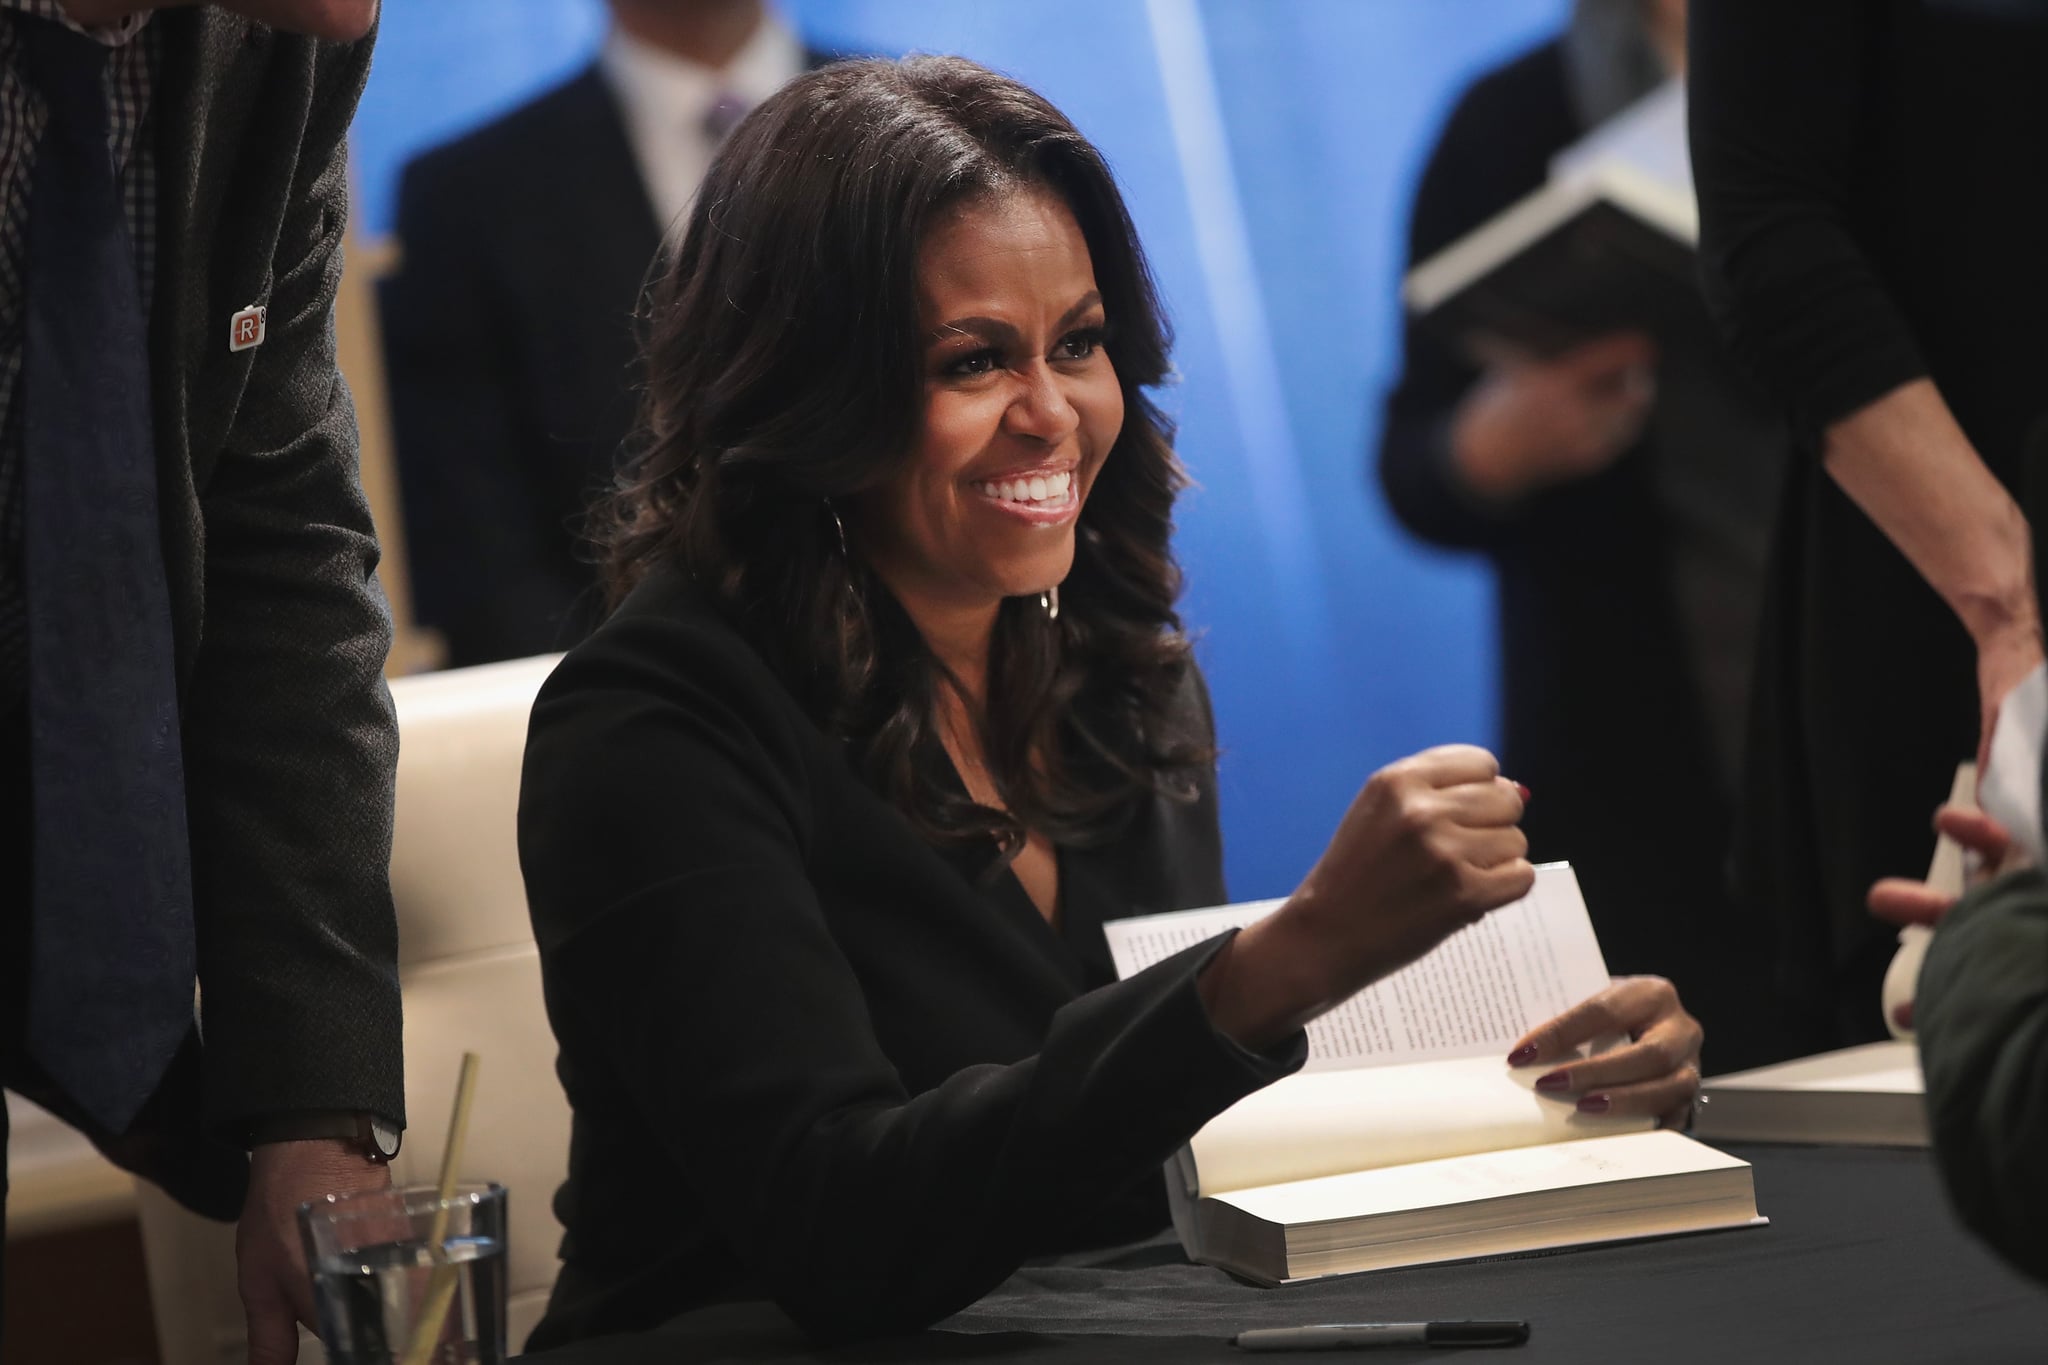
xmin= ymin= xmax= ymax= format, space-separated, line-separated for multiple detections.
xmin=855 ymin=187 xmax=1124 ymax=620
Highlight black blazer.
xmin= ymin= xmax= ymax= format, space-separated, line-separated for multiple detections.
xmin=2 ymin=9 xmax=404 ymax=1209
xmin=516 ymin=566 xmax=1299 ymax=1346
xmin=150 ymin=14 xmax=401 ymax=1137
xmin=1377 ymin=42 xmax=1783 ymax=1071
xmin=383 ymin=52 xmax=835 ymax=667
xmin=382 ymin=64 xmax=657 ymax=666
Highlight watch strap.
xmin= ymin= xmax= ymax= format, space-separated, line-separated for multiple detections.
xmin=245 ymin=1110 xmax=400 ymax=1161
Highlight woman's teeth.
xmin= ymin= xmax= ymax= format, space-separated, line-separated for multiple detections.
xmin=975 ymin=470 xmax=1074 ymax=506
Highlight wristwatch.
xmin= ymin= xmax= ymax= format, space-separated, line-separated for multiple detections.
xmin=246 ymin=1111 xmax=403 ymax=1163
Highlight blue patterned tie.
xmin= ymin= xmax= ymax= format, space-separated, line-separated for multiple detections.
xmin=19 ymin=18 xmax=197 ymax=1134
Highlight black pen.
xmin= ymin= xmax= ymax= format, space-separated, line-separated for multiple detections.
xmin=1232 ymin=1321 xmax=1531 ymax=1351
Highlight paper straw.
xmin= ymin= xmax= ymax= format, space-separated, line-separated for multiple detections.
xmin=399 ymin=1052 xmax=482 ymax=1365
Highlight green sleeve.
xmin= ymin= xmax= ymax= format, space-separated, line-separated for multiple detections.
xmin=1916 ymin=867 xmax=2048 ymax=1285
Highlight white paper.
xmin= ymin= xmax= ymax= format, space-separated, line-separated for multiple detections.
xmin=1105 ymin=863 xmax=1611 ymax=1073
xmin=1980 ymin=661 xmax=2047 ymax=871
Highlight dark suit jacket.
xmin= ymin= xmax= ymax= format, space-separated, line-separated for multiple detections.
xmin=383 ymin=49 xmax=847 ymax=668
xmin=516 ymin=565 xmax=1299 ymax=1346
xmin=1377 ymin=42 xmax=1783 ymax=1071
xmin=381 ymin=64 xmax=658 ymax=667
xmin=2 ymin=11 xmax=406 ymax=1196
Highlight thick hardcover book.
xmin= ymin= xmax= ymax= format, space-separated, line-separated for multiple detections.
xmin=1106 ymin=865 xmax=1763 ymax=1286
xmin=1697 ymin=1041 xmax=1927 ymax=1149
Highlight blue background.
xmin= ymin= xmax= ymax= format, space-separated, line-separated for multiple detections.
xmin=352 ymin=0 xmax=1569 ymax=900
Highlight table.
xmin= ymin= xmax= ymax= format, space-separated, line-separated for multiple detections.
xmin=521 ymin=1145 xmax=2048 ymax=1364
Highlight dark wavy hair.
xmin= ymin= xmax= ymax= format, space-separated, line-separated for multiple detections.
xmin=597 ymin=55 xmax=1211 ymax=854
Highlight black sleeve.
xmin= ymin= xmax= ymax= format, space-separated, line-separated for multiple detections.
xmin=517 ymin=616 xmax=1302 ymax=1341
xmin=380 ymin=155 xmax=585 ymax=665
xmin=184 ymin=31 xmax=403 ymax=1134
xmin=1686 ymin=0 xmax=1926 ymax=440
xmin=1916 ymin=867 xmax=2048 ymax=1286
xmin=1376 ymin=60 xmax=1554 ymax=551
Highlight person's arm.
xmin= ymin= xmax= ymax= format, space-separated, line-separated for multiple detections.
xmin=1915 ymin=866 xmax=2048 ymax=1286
xmin=184 ymin=32 xmax=399 ymax=1142
xmin=380 ymin=155 xmax=588 ymax=665
xmin=1821 ymin=381 xmax=2039 ymax=756
xmin=518 ymin=617 xmax=1305 ymax=1342
xmin=173 ymin=30 xmax=401 ymax=1364
xmin=1688 ymin=0 xmax=2040 ymax=748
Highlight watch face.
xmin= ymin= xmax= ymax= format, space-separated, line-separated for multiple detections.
xmin=369 ymin=1116 xmax=402 ymax=1159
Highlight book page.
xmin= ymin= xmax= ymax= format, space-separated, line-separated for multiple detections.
xmin=1106 ymin=863 xmax=1611 ymax=1073
xmin=1186 ymin=1054 xmax=1651 ymax=1197
xmin=1215 ymin=1130 xmax=1745 ymax=1228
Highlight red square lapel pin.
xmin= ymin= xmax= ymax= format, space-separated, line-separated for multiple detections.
xmin=228 ymin=303 xmax=267 ymax=353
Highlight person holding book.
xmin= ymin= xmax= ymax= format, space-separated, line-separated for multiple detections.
xmin=517 ymin=56 xmax=1707 ymax=1348
xmin=1688 ymin=0 xmax=2048 ymax=1059
xmin=1376 ymin=0 xmax=1788 ymax=1071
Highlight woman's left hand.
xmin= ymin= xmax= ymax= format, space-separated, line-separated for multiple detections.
xmin=1506 ymin=977 xmax=1703 ymax=1130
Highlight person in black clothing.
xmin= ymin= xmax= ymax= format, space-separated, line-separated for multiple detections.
xmin=1378 ymin=0 xmax=1788 ymax=1070
xmin=517 ymin=56 xmax=1706 ymax=1347
xmin=1688 ymin=0 xmax=2048 ymax=1056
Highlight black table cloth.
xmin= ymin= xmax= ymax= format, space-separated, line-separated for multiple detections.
xmin=521 ymin=1144 xmax=2048 ymax=1364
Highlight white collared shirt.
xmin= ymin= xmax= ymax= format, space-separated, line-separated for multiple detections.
xmin=599 ymin=11 xmax=806 ymax=239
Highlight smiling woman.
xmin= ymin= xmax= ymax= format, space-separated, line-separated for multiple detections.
xmin=516 ymin=54 xmax=1702 ymax=1351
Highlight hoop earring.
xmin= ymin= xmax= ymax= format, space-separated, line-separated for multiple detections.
xmin=1040 ymin=585 xmax=1060 ymax=621
xmin=825 ymin=499 xmax=849 ymax=559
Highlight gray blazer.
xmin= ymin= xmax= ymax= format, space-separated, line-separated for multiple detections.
xmin=148 ymin=10 xmax=401 ymax=1142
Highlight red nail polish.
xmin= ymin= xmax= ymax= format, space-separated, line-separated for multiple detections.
xmin=1507 ymin=1044 xmax=1539 ymax=1066
xmin=1577 ymin=1094 xmax=1612 ymax=1114
xmin=1535 ymin=1071 xmax=1571 ymax=1092
xmin=1513 ymin=781 xmax=1532 ymax=804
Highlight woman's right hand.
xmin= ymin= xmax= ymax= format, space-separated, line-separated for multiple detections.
xmin=1199 ymin=745 xmax=1534 ymax=1051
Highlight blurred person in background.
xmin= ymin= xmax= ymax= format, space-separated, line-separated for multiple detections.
xmin=381 ymin=0 xmax=836 ymax=668
xmin=0 ymin=2 xmax=403 ymax=1362
xmin=1377 ymin=0 xmax=1787 ymax=1070
xmin=1689 ymin=0 xmax=2048 ymax=1057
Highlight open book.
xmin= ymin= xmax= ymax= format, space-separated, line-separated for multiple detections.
xmin=1403 ymin=80 xmax=1708 ymax=360
xmin=1106 ymin=865 xmax=1763 ymax=1285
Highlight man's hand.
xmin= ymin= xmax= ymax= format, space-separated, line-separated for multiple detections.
xmin=1869 ymin=805 xmax=2015 ymax=930
xmin=1868 ymin=805 xmax=2015 ymax=1030
xmin=240 ymin=1138 xmax=391 ymax=1365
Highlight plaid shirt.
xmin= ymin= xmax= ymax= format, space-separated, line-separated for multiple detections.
xmin=0 ymin=0 xmax=156 ymax=710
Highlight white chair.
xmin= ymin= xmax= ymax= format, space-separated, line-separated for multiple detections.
xmin=137 ymin=653 xmax=570 ymax=1365
xmin=2 ymin=1091 xmax=137 ymax=1238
